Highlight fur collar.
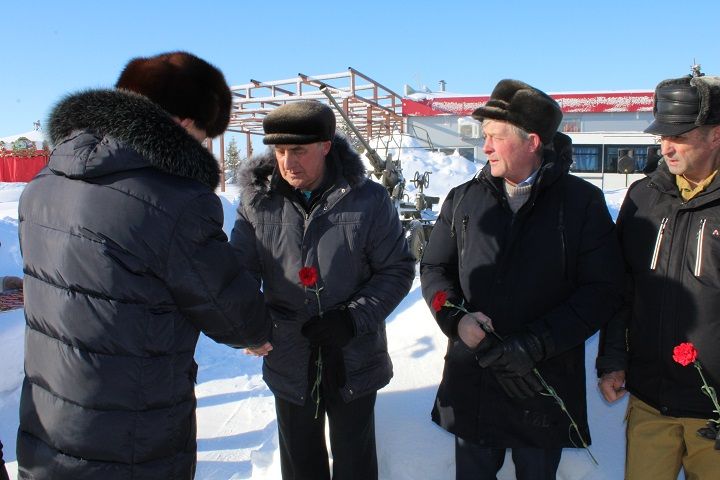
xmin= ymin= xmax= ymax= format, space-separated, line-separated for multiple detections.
xmin=48 ymin=89 xmax=220 ymax=189
xmin=239 ymin=134 xmax=367 ymax=198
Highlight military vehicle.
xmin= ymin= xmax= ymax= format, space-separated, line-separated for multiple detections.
xmin=320 ymin=87 xmax=438 ymax=261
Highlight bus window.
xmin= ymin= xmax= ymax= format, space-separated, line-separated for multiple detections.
xmin=571 ymin=145 xmax=601 ymax=173
xmin=604 ymin=145 xmax=649 ymax=173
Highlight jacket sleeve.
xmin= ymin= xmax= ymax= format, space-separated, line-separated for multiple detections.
xmin=346 ymin=189 xmax=415 ymax=335
xmin=528 ymin=186 xmax=625 ymax=356
xmin=165 ymin=192 xmax=269 ymax=348
xmin=229 ymin=200 xmax=262 ymax=282
xmin=596 ymin=191 xmax=634 ymax=374
xmin=419 ymin=186 xmax=466 ymax=338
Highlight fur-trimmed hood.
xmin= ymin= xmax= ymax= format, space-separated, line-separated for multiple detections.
xmin=47 ymin=89 xmax=220 ymax=189
xmin=238 ymin=134 xmax=366 ymax=198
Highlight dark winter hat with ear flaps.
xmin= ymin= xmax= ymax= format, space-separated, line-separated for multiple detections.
xmin=645 ymin=75 xmax=720 ymax=136
xmin=472 ymin=79 xmax=563 ymax=145
xmin=262 ymin=100 xmax=336 ymax=145
xmin=115 ymin=51 xmax=232 ymax=138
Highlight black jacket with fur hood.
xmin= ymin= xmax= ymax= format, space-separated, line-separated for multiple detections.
xmin=17 ymin=89 xmax=269 ymax=480
xmin=231 ymin=136 xmax=415 ymax=405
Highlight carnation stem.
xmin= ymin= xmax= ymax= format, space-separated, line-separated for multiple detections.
xmin=310 ymin=287 xmax=324 ymax=419
xmin=534 ymin=368 xmax=598 ymax=466
xmin=311 ymin=347 xmax=323 ymax=419
xmin=694 ymin=361 xmax=720 ymax=425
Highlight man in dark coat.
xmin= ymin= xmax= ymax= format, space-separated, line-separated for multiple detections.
xmin=598 ymin=73 xmax=720 ymax=478
xmin=231 ymin=101 xmax=415 ymax=480
xmin=617 ymin=148 xmax=636 ymax=173
xmin=16 ymin=51 xmax=269 ymax=480
xmin=642 ymin=146 xmax=662 ymax=174
xmin=420 ymin=79 xmax=624 ymax=480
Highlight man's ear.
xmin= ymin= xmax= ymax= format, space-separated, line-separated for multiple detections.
xmin=320 ymin=140 xmax=332 ymax=156
xmin=528 ymin=133 xmax=542 ymax=153
xmin=710 ymin=125 xmax=720 ymax=148
xmin=177 ymin=118 xmax=194 ymax=129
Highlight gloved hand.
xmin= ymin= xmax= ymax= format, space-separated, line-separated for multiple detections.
xmin=491 ymin=370 xmax=544 ymax=400
xmin=476 ymin=331 xmax=545 ymax=376
xmin=476 ymin=331 xmax=547 ymax=400
xmin=322 ymin=345 xmax=347 ymax=391
xmin=301 ymin=307 xmax=355 ymax=347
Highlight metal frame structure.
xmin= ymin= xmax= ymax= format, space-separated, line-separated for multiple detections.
xmin=226 ymin=67 xmax=404 ymax=158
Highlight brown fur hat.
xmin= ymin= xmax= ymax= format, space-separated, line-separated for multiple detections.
xmin=262 ymin=101 xmax=336 ymax=145
xmin=645 ymin=75 xmax=720 ymax=136
xmin=472 ymin=79 xmax=562 ymax=145
xmin=115 ymin=51 xmax=231 ymax=138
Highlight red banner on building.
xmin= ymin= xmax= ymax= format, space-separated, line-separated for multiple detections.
xmin=0 ymin=154 xmax=48 ymax=182
xmin=402 ymin=92 xmax=655 ymax=116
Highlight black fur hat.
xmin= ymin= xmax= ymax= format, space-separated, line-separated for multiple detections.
xmin=263 ymin=100 xmax=336 ymax=145
xmin=472 ymin=79 xmax=562 ymax=145
xmin=645 ymin=75 xmax=720 ymax=136
xmin=115 ymin=51 xmax=231 ymax=138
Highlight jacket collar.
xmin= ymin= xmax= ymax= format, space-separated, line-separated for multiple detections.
xmin=647 ymin=161 xmax=720 ymax=202
xmin=47 ymin=89 xmax=220 ymax=189
xmin=239 ymin=134 xmax=366 ymax=203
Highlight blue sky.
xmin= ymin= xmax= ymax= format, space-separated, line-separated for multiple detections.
xmin=2 ymin=0 xmax=718 ymax=144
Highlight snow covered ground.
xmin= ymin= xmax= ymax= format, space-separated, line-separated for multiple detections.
xmin=0 ymin=148 xmax=634 ymax=479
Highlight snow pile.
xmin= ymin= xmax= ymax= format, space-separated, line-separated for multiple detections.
xmin=0 ymin=163 xmax=633 ymax=479
xmin=365 ymin=133 xmax=482 ymax=210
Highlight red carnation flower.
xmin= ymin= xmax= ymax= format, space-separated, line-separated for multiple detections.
xmin=673 ymin=342 xmax=698 ymax=367
xmin=431 ymin=291 xmax=448 ymax=312
xmin=299 ymin=266 xmax=318 ymax=287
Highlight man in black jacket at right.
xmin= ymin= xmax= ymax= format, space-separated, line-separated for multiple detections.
xmin=598 ymin=73 xmax=720 ymax=478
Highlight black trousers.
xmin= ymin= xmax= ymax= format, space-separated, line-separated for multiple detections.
xmin=275 ymin=386 xmax=377 ymax=480
xmin=455 ymin=437 xmax=562 ymax=480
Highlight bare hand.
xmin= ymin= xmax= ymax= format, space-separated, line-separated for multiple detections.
xmin=457 ymin=312 xmax=492 ymax=349
xmin=245 ymin=342 xmax=272 ymax=357
xmin=599 ymin=370 xmax=627 ymax=402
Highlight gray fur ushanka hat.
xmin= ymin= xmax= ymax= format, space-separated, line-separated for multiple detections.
xmin=263 ymin=100 xmax=336 ymax=145
xmin=472 ymin=79 xmax=562 ymax=145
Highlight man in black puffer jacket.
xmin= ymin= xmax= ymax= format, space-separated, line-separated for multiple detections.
xmin=421 ymin=79 xmax=624 ymax=480
xmin=16 ymin=52 xmax=269 ymax=479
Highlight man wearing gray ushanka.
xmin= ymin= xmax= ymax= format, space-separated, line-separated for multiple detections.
xmin=231 ymin=100 xmax=414 ymax=480
xmin=17 ymin=51 xmax=269 ymax=479
xmin=598 ymin=73 xmax=720 ymax=478
xmin=421 ymin=79 xmax=624 ymax=479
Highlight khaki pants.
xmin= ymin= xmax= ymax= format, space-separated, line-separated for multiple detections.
xmin=626 ymin=396 xmax=718 ymax=479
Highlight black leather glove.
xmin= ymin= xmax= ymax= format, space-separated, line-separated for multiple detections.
xmin=301 ymin=307 xmax=355 ymax=347
xmin=308 ymin=345 xmax=347 ymax=392
xmin=476 ymin=331 xmax=547 ymax=400
xmin=322 ymin=345 xmax=347 ymax=391
xmin=476 ymin=331 xmax=545 ymax=376
xmin=696 ymin=422 xmax=720 ymax=450
xmin=491 ymin=370 xmax=544 ymax=400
